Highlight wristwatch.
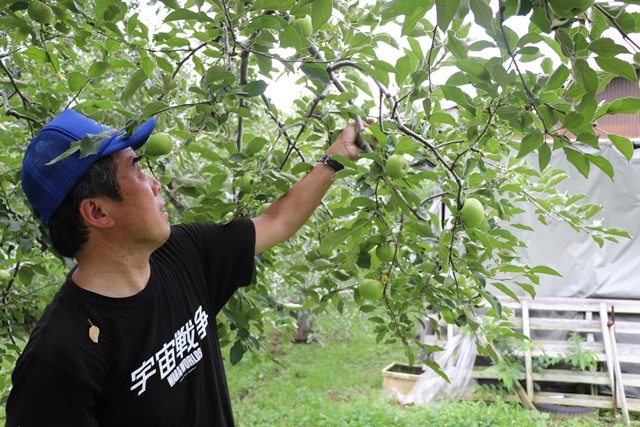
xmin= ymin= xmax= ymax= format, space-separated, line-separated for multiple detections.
xmin=317 ymin=154 xmax=344 ymax=172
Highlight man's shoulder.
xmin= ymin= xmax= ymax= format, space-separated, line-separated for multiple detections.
xmin=162 ymin=219 xmax=254 ymax=248
xmin=20 ymin=280 xmax=116 ymax=355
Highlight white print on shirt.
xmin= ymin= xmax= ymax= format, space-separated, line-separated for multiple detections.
xmin=130 ymin=305 xmax=210 ymax=395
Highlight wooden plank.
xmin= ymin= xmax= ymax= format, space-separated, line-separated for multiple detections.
xmin=471 ymin=367 xmax=640 ymax=388
xmin=418 ymin=296 xmax=640 ymax=414
xmin=525 ymin=318 xmax=601 ymax=332
xmin=506 ymin=317 xmax=640 ymax=335
xmin=466 ymin=389 xmax=640 ymax=412
xmin=533 ymin=392 xmax=614 ymax=409
xmin=522 ymin=299 xmax=534 ymax=401
xmin=497 ymin=297 xmax=640 ymax=315
xmin=586 ymin=311 xmax=597 ymax=395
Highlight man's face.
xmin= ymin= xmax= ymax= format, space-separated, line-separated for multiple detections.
xmin=108 ymin=148 xmax=170 ymax=250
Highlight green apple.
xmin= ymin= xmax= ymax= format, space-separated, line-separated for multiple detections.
xmin=459 ymin=197 xmax=485 ymax=229
xmin=0 ymin=269 xmax=10 ymax=281
xmin=238 ymin=172 xmax=255 ymax=193
xmin=375 ymin=244 xmax=395 ymax=263
xmin=384 ymin=154 xmax=409 ymax=179
xmin=28 ymin=1 xmax=54 ymax=25
xmin=145 ymin=133 xmax=173 ymax=156
xmin=294 ymin=15 xmax=313 ymax=36
xmin=547 ymin=0 xmax=594 ymax=18
xmin=358 ymin=279 xmax=384 ymax=300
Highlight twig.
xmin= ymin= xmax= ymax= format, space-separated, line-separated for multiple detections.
xmin=260 ymin=94 xmax=306 ymax=165
xmin=498 ymin=1 xmax=548 ymax=133
xmin=308 ymin=43 xmax=373 ymax=153
xmin=594 ymin=4 xmax=640 ymax=52
xmin=0 ymin=59 xmax=31 ymax=108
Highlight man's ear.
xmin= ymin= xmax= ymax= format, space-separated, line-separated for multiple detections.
xmin=78 ymin=198 xmax=115 ymax=229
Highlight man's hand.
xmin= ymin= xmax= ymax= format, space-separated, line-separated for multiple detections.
xmin=252 ymin=119 xmax=376 ymax=255
xmin=324 ymin=119 xmax=376 ymax=161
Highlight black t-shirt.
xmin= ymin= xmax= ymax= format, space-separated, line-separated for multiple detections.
xmin=6 ymin=220 xmax=255 ymax=427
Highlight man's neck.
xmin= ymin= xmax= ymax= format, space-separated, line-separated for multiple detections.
xmin=71 ymin=246 xmax=152 ymax=298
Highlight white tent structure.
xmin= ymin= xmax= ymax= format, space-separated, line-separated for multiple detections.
xmin=500 ymin=140 xmax=640 ymax=401
xmin=511 ymin=141 xmax=640 ymax=300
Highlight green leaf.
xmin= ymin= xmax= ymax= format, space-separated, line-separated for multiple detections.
xmin=158 ymin=0 xmax=180 ymax=9
xmin=429 ymin=112 xmax=457 ymax=126
xmin=436 ymin=0 xmax=460 ymax=32
xmin=608 ymin=134 xmax=634 ymax=161
xmin=457 ymin=59 xmax=492 ymax=84
xmin=254 ymin=0 xmax=293 ymax=10
xmin=563 ymin=147 xmax=590 ymax=178
xmin=491 ymin=64 xmax=515 ymax=87
xmin=530 ymin=265 xmax=562 ymax=276
xmin=121 ymin=68 xmax=148 ymax=103
xmin=606 ymin=97 xmax=640 ymax=115
xmin=67 ymin=71 xmax=87 ymax=93
xmin=300 ymin=62 xmax=330 ymax=85
xmin=142 ymin=101 xmax=169 ymax=117
xmin=576 ymin=132 xmax=600 ymax=149
xmin=538 ymin=142 xmax=552 ymax=171
xmin=469 ymin=0 xmax=494 ymax=30
xmin=22 ymin=46 xmax=49 ymax=63
xmin=310 ymin=0 xmax=332 ymax=32
xmin=605 ymin=228 xmax=632 ymax=238
xmin=204 ymin=65 xmax=235 ymax=84
xmin=446 ymin=30 xmax=469 ymax=60
xmin=546 ymin=64 xmax=570 ymax=90
xmin=88 ymin=61 xmax=109 ymax=78
xmin=164 ymin=9 xmax=214 ymax=22
xmin=401 ymin=4 xmax=429 ymax=36
xmin=479 ymin=289 xmax=502 ymax=318
xmin=230 ymin=340 xmax=245 ymax=365
xmin=319 ymin=228 xmax=353 ymax=254
xmin=588 ymin=38 xmax=629 ymax=57
xmin=45 ymin=142 xmax=81 ymax=165
xmin=79 ymin=132 xmax=112 ymax=158
xmin=491 ymin=282 xmax=520 ymax=302
xmin=561 ymin=111 xmax=584 ymax=132
xmin=242 ymin=80 xmax=268 ymax=97
xmin=595 ymin=56 xmax=638 ymax=83
xmin=517 ymin=133 xmax=543 ymax=158
xmin=572 ymin=58 xmax=599 ymax=96
xmin=585 ymin=153 xmax=614 ymax=179
xmin=440 ymin=85 xmax=476 ymax=115
xmin=247 ymin=15 xmax=284 ymax=31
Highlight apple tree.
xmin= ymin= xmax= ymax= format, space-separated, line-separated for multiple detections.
xmin=1 ymin=0 xmax=639 ymax=404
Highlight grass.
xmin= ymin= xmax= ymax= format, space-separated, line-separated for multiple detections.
xmin=225 ymin=304 xmax=639 ymax=427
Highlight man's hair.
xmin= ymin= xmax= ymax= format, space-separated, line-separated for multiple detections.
xmin=47 ymin=156 xmax=122 ymax=258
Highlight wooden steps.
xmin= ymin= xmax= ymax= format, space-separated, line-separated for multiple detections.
xmin=419 ymin=296 xmax=640 ymax=424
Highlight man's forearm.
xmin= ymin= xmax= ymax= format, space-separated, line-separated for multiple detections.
xmin=252 ymin=160 xmax=338 ymax=254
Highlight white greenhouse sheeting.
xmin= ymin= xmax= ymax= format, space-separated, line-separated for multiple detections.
xmin=506 ymin=141 xmax=640 ymax=300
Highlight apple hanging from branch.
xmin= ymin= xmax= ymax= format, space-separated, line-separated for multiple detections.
xmin=547 ymin=0 xmax=594 ymax=18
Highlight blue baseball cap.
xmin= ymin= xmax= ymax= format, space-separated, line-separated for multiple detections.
xmin=21 ymin=109 xmax=157 ymax=225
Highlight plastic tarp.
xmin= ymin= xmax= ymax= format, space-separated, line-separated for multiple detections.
xmin=504 ymin=142 xmax=640 ymax=300
xmin=496 ymin=141 xmax=640 ymax=397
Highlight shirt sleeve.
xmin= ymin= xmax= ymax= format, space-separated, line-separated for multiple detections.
xmin=6 ymin=355 xmax=99 ymax=427
xmin=158 ymin=218 xmax=256 ymax=314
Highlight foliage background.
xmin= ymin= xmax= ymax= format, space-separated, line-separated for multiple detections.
xmin=1 ymin=0 xmax=640 ymax=418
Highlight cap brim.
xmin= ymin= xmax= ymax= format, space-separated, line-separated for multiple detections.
xmin=101 ymin=117 xmax=157 ymax=156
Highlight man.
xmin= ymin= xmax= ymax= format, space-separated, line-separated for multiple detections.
xmin=7 ymin=109 xmax=369 ymax=426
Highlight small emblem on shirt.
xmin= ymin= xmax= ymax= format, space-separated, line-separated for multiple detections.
xmin=88 ymin=319 xmax=100 ymax=344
